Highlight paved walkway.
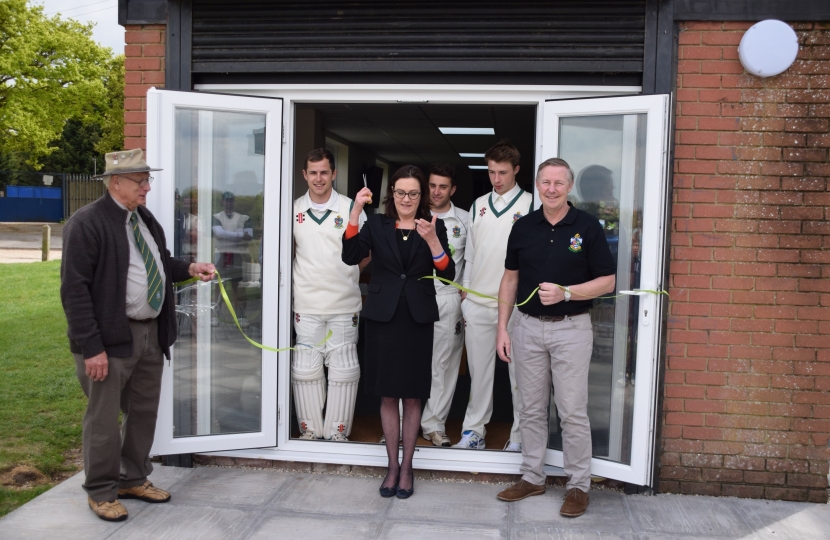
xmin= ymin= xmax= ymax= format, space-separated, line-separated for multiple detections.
xmin=1 ymin=465 xmax=828 ymax=539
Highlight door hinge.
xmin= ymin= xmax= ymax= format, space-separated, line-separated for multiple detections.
xmin=282 ymin=123 xmax=285 ymax=143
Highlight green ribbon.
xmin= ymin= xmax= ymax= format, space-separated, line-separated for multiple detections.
xmin=420 ymin=276 xmax=668 ymax=304
xmin=175 ymin=270 xmax=331 ymax=352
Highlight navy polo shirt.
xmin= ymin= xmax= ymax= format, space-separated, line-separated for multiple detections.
xmin=505 ymin=202 xmax=616 ymax=317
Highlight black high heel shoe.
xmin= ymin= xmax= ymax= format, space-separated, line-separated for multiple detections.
xmin=379 ymin=471 xmax=399 ymax=498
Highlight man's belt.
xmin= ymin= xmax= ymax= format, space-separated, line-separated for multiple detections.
xmin=525 ymin=308 xmax=590 ymax=323
xmin=128 ymin=317 xmax=156 ymax=324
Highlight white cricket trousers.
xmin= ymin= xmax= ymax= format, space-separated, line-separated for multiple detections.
xmin=421 ymin=291 xmax=465 ymax=435
xmin=459 ymin=299 xmax=521 ymax=443
xmin=512 ymin=312 xmax=594 ymax=492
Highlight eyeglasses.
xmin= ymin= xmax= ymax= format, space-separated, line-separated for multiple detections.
xmin=393 ymin=190 xmax=421 ymax=200
xmin=119 ymin=175 xmax=154 ymax=188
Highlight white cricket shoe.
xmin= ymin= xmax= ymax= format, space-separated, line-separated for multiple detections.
xmin=452 ymin=430 xmax=485 ymax=449
xmin=329 ymin=433 xmax=349 ymax=442
xmin=504 ymin=440 xmax=522 ymax=452
xmin=298 ymin=431 xmax=318 ymax=440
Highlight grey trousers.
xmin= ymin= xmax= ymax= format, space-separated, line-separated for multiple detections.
xmin=73 ymin=319 xmax=164 ymax=503
xmin=512 ymin=312 xmax=594 ymax=492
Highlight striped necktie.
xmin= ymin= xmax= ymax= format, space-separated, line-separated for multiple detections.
xmin=130 ymin=212 xmax=163 ymax=311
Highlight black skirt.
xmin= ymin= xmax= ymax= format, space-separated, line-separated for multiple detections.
xmin=363 ymin=293 xmax=433 ymax=400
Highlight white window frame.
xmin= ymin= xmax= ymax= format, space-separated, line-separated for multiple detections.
xmin=155 ymin=83 xmax=667 ymax=483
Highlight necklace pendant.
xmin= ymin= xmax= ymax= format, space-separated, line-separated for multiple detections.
xmin=403 ymin=236 xmax=408 ymax=241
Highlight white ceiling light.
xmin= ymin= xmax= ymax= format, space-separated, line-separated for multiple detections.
xmin=439 ymin=127 xmax=495 ymax=135
xmin=459 ymin=153 xmax=486 ymax=158
xmin=738 ymin=20 xmax=799 ymax=78
xmin=468 ymin=165 xmax=488 ymax=170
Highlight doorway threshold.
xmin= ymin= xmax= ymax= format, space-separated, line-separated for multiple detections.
xmin=196 ymin=447 xmax=567 ymax=483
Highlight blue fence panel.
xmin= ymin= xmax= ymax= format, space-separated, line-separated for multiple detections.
xmin=0 ymin=198 xmax=63 ymax=222
xmin=5 ymin=186 xmax=61 ymax=199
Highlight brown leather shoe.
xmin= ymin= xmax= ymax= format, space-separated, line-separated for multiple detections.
xmin=118 ymin=480 xmax=171 ymax=503
xmin=88 ymin=496 xmax=128 ymax=522
xmin=496 ymin=479 xmax=546 ymax=502
xmin=560 ymin=487 xmax=589 ymax=517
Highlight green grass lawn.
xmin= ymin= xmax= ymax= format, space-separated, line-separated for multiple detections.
xmin=0 ymin=260 xmax=86 ymax=517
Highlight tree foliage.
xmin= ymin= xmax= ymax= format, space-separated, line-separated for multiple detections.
xmin=0 ymin=0 xmax=112 ymax=169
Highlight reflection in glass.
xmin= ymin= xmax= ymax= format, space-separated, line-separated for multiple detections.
xmin=172 ymin=108 xmax=266 ymax=437
xmin=548 ymin=114 xmax=646 ymax=465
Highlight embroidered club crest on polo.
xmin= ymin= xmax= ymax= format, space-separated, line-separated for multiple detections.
xmin=334 ymin=215 xmax=344 ymax=229
xmin=512 ymin=211 xmax=522 ymax=223
xmin=569 ymin=233 xmax=583 ymax=253
xmin=452 ymin=225 xmax=461 ymax=238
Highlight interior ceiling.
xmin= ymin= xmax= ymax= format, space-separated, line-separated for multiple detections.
xmin=311 ymin=103 xmax=537 ymax=170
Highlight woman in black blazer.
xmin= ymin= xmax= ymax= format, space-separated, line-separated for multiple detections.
xmin=342 ymin=165 xmax=455 ymax=499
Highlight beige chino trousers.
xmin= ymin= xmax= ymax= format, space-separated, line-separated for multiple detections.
xmin=512 ymin=311 xmax=594 ymax=492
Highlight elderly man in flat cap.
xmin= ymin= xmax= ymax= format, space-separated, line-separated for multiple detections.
xmin=60 ymin=149 xmax=215 ymax=522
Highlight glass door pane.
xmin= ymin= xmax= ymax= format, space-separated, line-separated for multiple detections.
xmin=547 ymin=114 xmax=646 ymax=465
xmin=542 ymin=94 xmax=669 ymax=485
xmin=172 ymin=108 xmax=266 ymax=437
xmin=147 ymin=89 xmax=282 ymax=455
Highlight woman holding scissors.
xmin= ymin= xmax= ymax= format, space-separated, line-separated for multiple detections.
xmin=342 ymin=165 xmax=455 ymax=499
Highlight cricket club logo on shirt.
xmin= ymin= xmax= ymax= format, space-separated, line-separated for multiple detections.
xmin=352 ymin=313 xmax=358 ymax=327
xmin=512 ymin=211 xmax=522 ymax=224
xmin=569 ymin=233 xmax=583 ymax=253
xmin=479 ymin=207 xmax=487 ymax=218
xmin=334 ymin=215 xmax=344 ymax=229
xmin=452 ymin=225 xmax=461 ymax=238
xmin=296 ymin=212 xmax=304 ymax=224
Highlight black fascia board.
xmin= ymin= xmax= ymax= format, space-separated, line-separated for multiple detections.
xmin=674 ymin=0 xmax=830 ymax=21
xmin=119 ymin=0 xmax=167 ymax=25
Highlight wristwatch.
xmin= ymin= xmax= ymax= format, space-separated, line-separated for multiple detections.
xmin=564 ymin=287 xmax=571 ymax=302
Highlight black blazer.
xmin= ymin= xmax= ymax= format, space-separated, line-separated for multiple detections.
xmin=342 ymin=214 xmax=455 ymax=324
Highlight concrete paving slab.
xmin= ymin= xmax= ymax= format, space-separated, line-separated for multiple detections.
xmin=270 ymin=474 xmax=391 ymax=517
xmin=107 ymin=503 xmax=254 ymax=540
xmin=511 ymin=488 xmax=632 ymax=533
xmin=730 ymin=497 xmax=830 ymax=540
xmin=2 ymin=465 xmax=828 ymax=540
xmin=0 ymin=494 xmax=139 ymax=540
xmin=170 ymin=466 xmax=288 ymax=507
xmin=380 ymin=521 xmax=504 ymax=540
xmin=623 ymin=493 xmax=753 ymax=537
xmin=512 ymin=528 xmax=634 ymax=540
xmin=247 ymin=515 xmax=383 ymax=540
xmin=386 ymin=480 xmax=508 ymax=526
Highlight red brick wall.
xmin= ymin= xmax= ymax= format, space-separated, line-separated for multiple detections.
xmin=663 ymin=21 xmax=830 ymax=502
xmin=124 ymin=24 xmax=166 ymax=150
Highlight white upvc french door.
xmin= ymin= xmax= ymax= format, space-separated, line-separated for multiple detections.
xmin=146 ymin=88 xmax=284 ymax=454
xmin=541 ymin=94 xmax=671 ymax=486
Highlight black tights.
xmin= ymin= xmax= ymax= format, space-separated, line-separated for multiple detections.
xmin=380 ymin=396 xmax=421 ymax=491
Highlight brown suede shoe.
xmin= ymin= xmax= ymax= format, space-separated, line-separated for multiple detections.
xmin=118 ymin=480 xmax=171 ymax=503
xmin=560 ymin=487 xmax=589 ymax=517
xmin=88 ymin=496 xmax=128 ymax=522
xmin=496 ymin=479 xmax=546 ymax=502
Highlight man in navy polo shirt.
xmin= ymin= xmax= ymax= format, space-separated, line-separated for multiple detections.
xmin=494 ymin=157 xmax=616 ymax=518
